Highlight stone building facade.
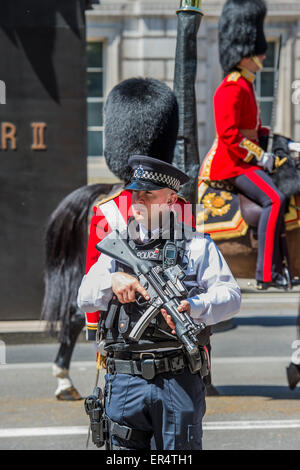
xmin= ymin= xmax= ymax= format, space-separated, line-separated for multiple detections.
xmin=86 ymin=0 xmax=300 ymax=183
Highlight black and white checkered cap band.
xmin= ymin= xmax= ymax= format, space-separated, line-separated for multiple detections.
xmin=133 ymin=169 xmax=181 ymax=191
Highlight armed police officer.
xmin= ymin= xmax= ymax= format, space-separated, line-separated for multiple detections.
xmin=78 ymin=156 xmax=241 ymax=450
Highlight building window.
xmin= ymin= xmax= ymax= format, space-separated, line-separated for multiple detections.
xmin=255 ymin=41 xmax=279 ymax=127
xmin=87 ymin=42 xmax=104 ymax=158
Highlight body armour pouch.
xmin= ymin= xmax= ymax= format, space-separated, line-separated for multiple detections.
xmin=118 ymin=306 xmax=130 ymax=335
xmin=105 ymin=297 xmax=122 ymax=346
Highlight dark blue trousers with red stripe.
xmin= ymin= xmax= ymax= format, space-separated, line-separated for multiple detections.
xmin=233 ymin=169 xmax=288 ymax=282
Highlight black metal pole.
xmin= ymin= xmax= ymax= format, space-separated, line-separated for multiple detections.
xmin=173 ymin=0 xmax=203 ymax=207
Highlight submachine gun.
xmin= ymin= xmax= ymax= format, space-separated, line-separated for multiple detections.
xmin=96 ymin=229 xmax=206 ymax=374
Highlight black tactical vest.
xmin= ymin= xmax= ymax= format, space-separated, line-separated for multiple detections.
xmin=102 ymin=222 xmax=210 ymax=353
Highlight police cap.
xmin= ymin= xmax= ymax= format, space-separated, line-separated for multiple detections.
xmin=125 ymin=155 xmax=189 ymax=192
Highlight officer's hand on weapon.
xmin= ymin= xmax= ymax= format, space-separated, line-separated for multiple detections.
xmin=111 ymin=272 xmax=150 ymax=304
xmin=161 ymin=300 xmax=191 ymax=335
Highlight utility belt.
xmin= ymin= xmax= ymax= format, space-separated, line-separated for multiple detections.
xmin=85 ymin=348 xmax=210 ymax=449
xmin=106 ymin=347 xmax=210 ymax=380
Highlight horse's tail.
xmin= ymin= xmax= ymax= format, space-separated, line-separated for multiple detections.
xmin=41 ymin=183 xmax=112 ymax=343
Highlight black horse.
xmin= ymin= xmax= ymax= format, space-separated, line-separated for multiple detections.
xmin=270 ymin=134 xmax=300 ymax=198
xmin=42 ymin=183 xmax=112 ymax=400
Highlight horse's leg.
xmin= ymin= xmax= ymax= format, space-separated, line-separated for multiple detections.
xmin=286 ymin=360 xmax=300 ymax=390
xmin=52 ymin=310 xmax=85 ymax=400
xmin=286 ymin=284 xmax=300 ymax=390
xmin=285 ymin=219 xmax=300 ymax=388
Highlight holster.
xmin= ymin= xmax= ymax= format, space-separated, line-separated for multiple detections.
xmin=90 ymin=413 xmax=109 ymax=448
xmin=84 ymin=387 xmax=110 ymax=448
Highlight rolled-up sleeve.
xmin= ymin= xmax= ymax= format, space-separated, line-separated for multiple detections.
xmin=77 ymin=254 xmax=115 ymax=313
xmin=188 ymin=235 xmax=241 ymax=326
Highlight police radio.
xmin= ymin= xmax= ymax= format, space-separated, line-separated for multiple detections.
xmin=162 ymin=240 xmax=178 ymax=269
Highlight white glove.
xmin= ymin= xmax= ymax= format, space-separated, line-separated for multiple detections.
xmin=257 ymin=152 xmax=274 ymax=173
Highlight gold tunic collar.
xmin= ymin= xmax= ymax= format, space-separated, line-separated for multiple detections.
xmin=238 ymin=67 xmax=256 ymax=83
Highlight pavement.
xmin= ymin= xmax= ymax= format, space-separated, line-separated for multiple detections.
xmin=0 ymin=321 xmax=86 ymax=345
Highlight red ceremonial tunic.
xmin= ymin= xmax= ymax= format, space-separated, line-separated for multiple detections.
xmin=84 ymin=188 xmax=194 ymax=339
xmin=199 ymin=68 xmax=270 ymax=181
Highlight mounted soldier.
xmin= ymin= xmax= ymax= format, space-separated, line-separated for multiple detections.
xmin=199 ymin=0 xmax=292 ymax=290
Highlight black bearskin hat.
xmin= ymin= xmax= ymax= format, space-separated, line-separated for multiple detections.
xmin=218 ymin=0 xmax=268 ymax=74
xmin=104 ymin=78 xmax=179 ymax=182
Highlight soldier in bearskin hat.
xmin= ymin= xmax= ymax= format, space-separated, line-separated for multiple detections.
xmin=200 ymin=0 xmax=289 ymax=289
xmin=84 ymin=78 xmax=194 ymax=340
xmin=46 ymin=78 xmax=188 ymax=400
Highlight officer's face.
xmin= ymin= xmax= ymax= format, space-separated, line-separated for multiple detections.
xmin=131 ymin=189 xmax=178 ymax=227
